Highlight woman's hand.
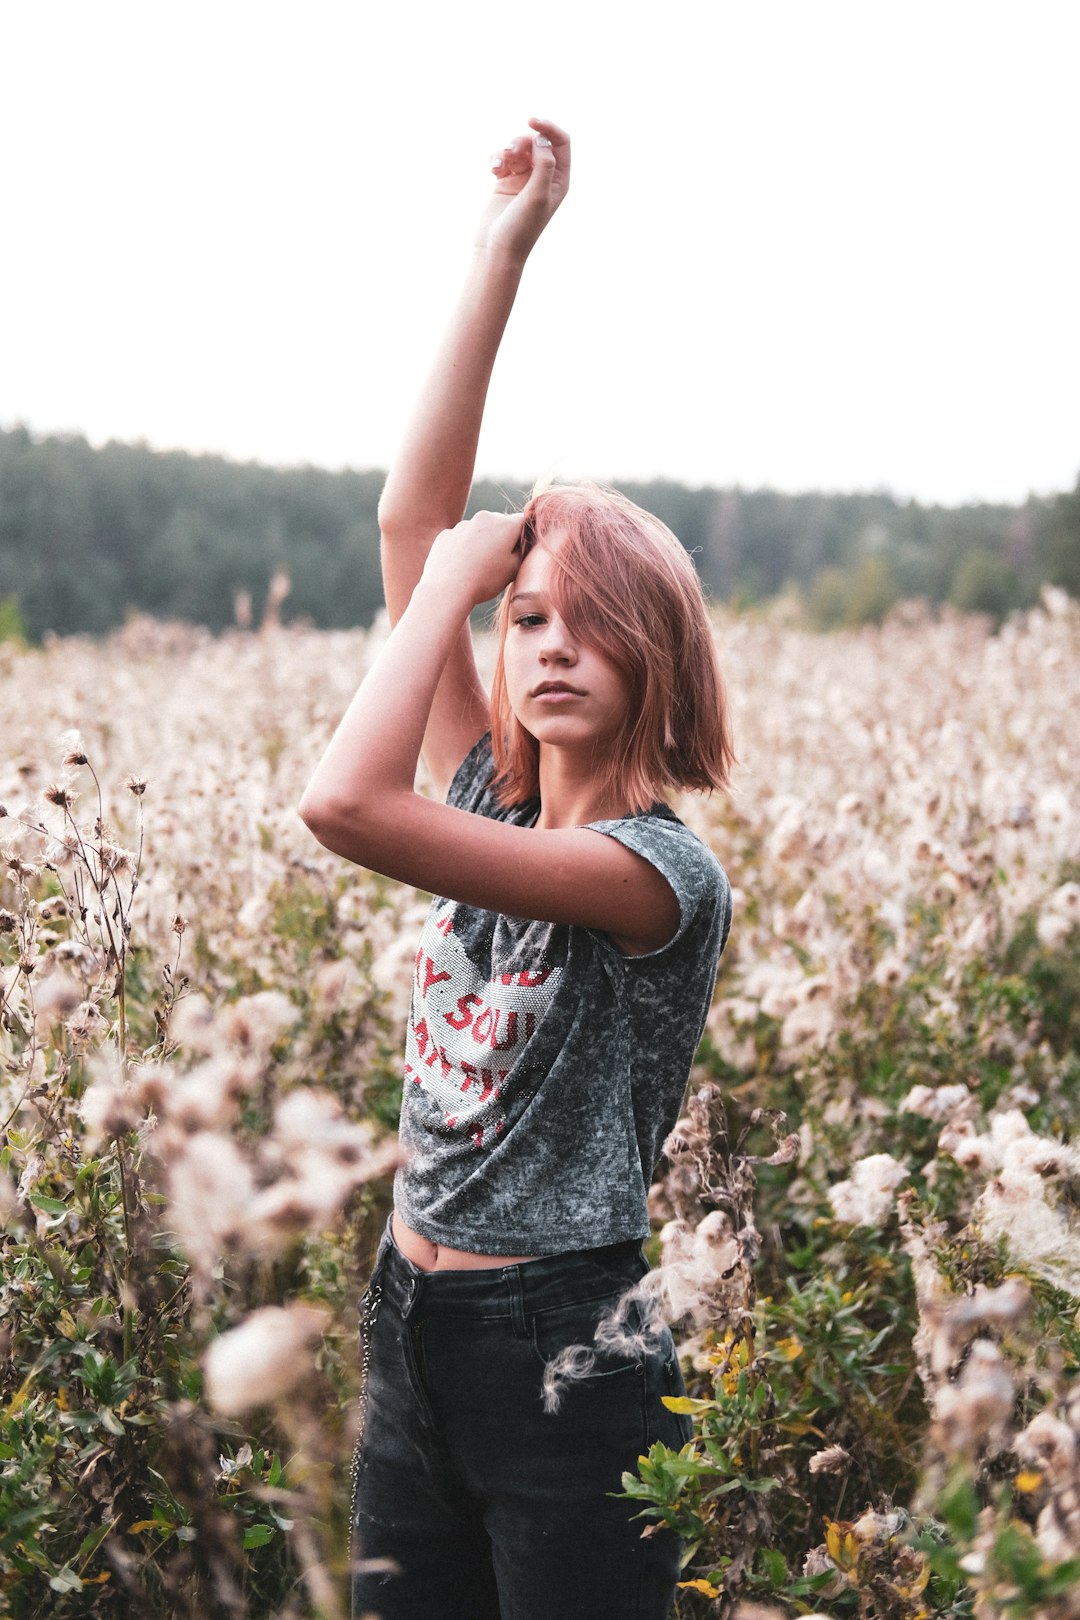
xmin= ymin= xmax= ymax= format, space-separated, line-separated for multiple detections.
xmin=476 ymin=117 xmax=571 ymax=264
xmin=423 ymin=511 xmax=525 ymax=609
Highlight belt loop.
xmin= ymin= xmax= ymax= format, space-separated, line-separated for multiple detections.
xmin=506 ymin=1265 xmax=528 ymax=1337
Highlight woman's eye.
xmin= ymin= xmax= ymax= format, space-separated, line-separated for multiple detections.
xmin=514 ymin=614 xmax=545 ymax=628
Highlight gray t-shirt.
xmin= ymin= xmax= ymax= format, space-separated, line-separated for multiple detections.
xmin=393 ymin=734 xmax=732 ymax=1254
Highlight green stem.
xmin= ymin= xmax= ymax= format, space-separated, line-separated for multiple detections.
xmin=115 ymin=1142 xmax=135 ymax=1364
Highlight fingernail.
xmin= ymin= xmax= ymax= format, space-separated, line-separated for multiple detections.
xmin=534 ymin=135 xmax=552 ymax=148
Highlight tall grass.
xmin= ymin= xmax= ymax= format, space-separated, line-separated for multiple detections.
xmin=2 ymin=592 xmax=1079 ymax=1618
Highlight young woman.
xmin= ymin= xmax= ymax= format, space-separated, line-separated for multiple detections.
xmin=300 ymin=118 xmax=734 ymax=1620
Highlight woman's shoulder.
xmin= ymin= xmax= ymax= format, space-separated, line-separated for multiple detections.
xmin=587 ymin=803 xmax=731 ymax=945
xmin=593 ymin=799 xmax=725 ymax=869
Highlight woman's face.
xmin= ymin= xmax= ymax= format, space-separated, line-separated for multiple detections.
xmin=501 ymin=537 xmax=629 ymax=754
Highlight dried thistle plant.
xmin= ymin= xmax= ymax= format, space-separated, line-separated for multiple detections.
xmin=2 ymin=598 xmax=1077 ymax=1618
xmin=0 ymin=732 xmax=398 ymax=1617
xmin=898 ymin=1168 xmax=1080 ymax=1620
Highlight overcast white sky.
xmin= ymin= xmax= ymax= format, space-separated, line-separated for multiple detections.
xmin=2 ymin=1 xmax=1077 ymax=506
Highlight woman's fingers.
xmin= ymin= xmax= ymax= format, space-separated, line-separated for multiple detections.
xmin=490 ymin=120 xmax=569 ymax=187
xmin=425 ymin=511 xmax=525 ymax=604
xmin=490 ymin=140 xmax=535 ymax=182
xmin=464 ymin=509 xmax=526 ymax=555
xmin=528 ymin=116 xmax=570 ymax=154
xmin=528 ymin=117 xmax=571 ymax=181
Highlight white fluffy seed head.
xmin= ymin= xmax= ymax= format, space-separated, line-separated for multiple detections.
xmin=203 ymin=1303 xmax=330 ymax=1414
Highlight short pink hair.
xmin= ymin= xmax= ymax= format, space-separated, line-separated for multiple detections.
xmin=489 ymin=483 xmax=734 ymax=813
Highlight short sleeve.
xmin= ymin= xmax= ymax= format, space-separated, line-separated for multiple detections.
xmin=587 ymin=812 xmax=731 ymax=956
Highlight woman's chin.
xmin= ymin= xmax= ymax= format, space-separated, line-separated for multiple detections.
xmin=528 ymin=716 xmax=599 ymax=748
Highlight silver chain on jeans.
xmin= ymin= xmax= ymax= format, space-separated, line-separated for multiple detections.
xmin=347 ymin=1277 xmax=383 ymax=1570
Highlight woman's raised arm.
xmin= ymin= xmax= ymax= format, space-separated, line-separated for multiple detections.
xmin=378 ymin=118 xmax=571 ymax=798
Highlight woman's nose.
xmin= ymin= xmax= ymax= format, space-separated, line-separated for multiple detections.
xmin=538 ymin=616 xmax=576 ymax=662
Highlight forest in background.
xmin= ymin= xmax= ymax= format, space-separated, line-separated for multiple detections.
xmin=1 ymin=422 xmax=1079 ymax=641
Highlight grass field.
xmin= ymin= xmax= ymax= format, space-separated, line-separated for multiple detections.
xmin=2 ymin=595 xmax=1079 ymax=1618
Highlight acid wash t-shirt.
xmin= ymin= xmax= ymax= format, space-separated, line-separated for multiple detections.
xmin=393 ymin=734 xmax=732 ymax=1255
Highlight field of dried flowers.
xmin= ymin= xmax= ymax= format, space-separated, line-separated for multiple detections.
xmin=2 ymin=591 xmax=1079 ymax=1620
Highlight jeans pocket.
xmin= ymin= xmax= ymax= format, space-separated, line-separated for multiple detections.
xmin=646 ymin=1326 xmax=694 ymax=1448
xmin=530 ymin=1289 xmax=647 ymax=1381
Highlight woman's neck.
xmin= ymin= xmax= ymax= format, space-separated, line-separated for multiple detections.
xmin=533 ymin=747 xmax=626 ymax=829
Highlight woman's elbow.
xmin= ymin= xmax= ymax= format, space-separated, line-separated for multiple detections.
xmin=298 ymin=786 xmax=355 ymax=855
xmin=297 ymin=785 xmax=401 ymax=867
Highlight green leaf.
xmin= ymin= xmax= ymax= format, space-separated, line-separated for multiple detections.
xmin=30 ymin=1193 xmax=68 ymax=1217
xmin=757 ymin=1547 xmax=788 ymax=1583
xmin=77 ymin=1520 xmax=115 ymax=1560
xmin=787 ymin=1569 xmax=844 ymax=1595
xmin=1045 ymin=1558 xmax=1080 ymax=1596
xmin=940 ymin=1471 xmax=981 ymax=1540
xmin=243 ymin=1524 xmax=276 ymax=1549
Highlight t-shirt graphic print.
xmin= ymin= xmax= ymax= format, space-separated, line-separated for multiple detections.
xmin=404 ymin=901 xmax=561 ymax=1150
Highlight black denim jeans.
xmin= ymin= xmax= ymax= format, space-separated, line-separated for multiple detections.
xmin=351 ymin=1221 xmax=692 ymax=1620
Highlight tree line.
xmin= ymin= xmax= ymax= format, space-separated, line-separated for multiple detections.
xmin=1 ymin=424 xmax=1078 ymax=641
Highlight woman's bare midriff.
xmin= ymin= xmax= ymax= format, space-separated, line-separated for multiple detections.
xmin=392 ymin=1212 xmax=539 ymax=1272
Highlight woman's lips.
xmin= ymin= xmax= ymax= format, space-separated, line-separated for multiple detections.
xmin=531 ymin=682 xmax=584 ymax=700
